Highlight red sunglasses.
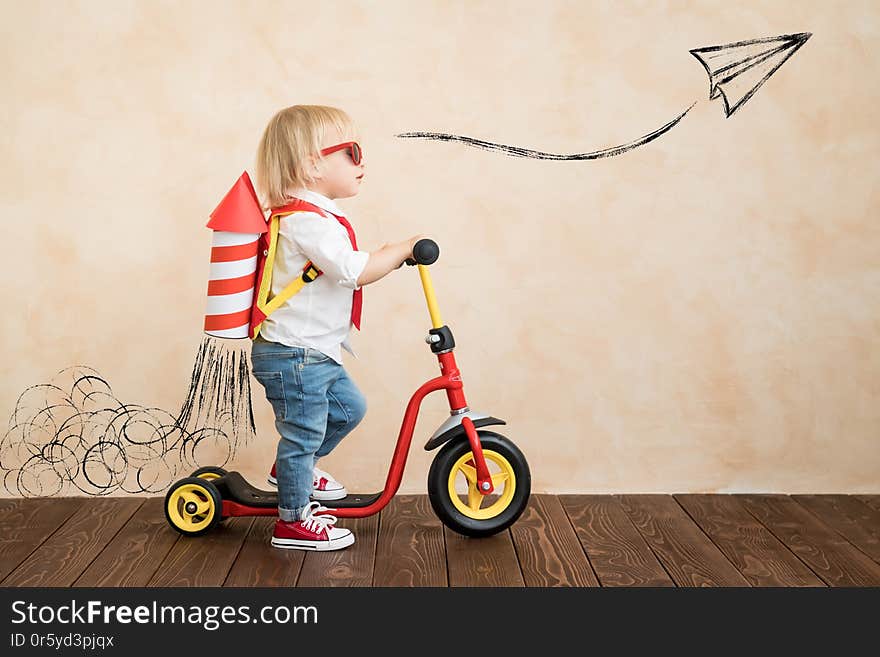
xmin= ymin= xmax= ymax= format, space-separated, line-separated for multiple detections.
xmin=320 ymin=141 xmax=362 ymax=165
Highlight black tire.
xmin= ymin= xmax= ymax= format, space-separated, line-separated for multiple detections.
xmin=428 ymin=431 xmax=530 ymax=538
xmin=190 ymin=466 xmax=228 ymax=480
xmin=164 ymin=477 xmax=223 ymax=537
xmin=189 ymin=467 xmax=229 ymax=521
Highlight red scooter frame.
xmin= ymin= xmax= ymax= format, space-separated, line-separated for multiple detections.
xmin=220 ymin=241 xmax=497 ymax=519
xmin=220 ymin=349 xmax=494 ymax=519
xmin=167 ymin=239 xmax=529 ymax=539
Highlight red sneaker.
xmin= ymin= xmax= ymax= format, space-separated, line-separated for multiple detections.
xmin=271 ymin=502 xmax=354 ymax=551
xmin=267 ymin=464 xmax=347 ymax=501
xmin=311 ymin=466 xmax=347 ymax=501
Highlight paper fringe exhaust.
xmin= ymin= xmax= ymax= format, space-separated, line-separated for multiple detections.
xmin=176 ymin=336 xmax=256 ymax=447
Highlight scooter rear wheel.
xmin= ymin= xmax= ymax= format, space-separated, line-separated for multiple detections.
xmin=165 ymin=477 xmax=223 ymax=536
xmin=427 ymin=431 xmax=530 ymax=537
xmin=189 ymin=467 xmax=229 ymax=521
xmin=190 ymin=466 xmax=228 ymax=480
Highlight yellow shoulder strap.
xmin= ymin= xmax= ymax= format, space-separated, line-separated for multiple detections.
xmin=255 ymin=211 xmax=321 ymax=317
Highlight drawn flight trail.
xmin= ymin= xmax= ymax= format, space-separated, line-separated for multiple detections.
xmin=397 ymin=33 xmax=812 ymax=160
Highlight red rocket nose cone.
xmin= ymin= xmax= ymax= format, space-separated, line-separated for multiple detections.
xmin=207 ymin=172 xmax=268 ymax=234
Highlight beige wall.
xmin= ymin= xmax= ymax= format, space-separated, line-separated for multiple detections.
xmin=1 ymin=0 xmax=877 ymax=496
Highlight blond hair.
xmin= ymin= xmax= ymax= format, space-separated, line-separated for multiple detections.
xmin=255 ymin=105 xmax=357 ymax=209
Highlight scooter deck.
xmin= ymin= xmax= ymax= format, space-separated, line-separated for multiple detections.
xmin=213 ymin=471 xmax=277 ymax=508
xmin=213 ymin=471 xmax=382 ymax=510
xmin=326 ymin=492 xmax=383 ymax=508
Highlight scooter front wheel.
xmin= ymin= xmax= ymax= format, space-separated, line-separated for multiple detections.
xmin=428 ymin=431 xmax=530 ymax=538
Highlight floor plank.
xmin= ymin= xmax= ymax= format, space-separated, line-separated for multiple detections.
xmin=676 ymin=494 xmax=824 ymax=587
xmin=741 ymin=495 xmax=880 ymax=586
xmin=793 ymin=495 xmax=880 ymax=565
xmin=0 ymin=498 xmax=20 ymax=513
xmin=3 ymin=498 xmax=142 ymax=586
xmin=223 ymin=517 xmax=305 ymax=587
xmin=560 ymin=495 xmax=674 ymax=587
xmin=73 ymin=498 xmax=180 ymax=587
xmin=445 ymin=527 xmax=524 ymax=587
xmin=5 ymin=494 xmax=877 ymax=588
xmin=510 ymin=495 xmax=599 ymax=587
xmin=148 ymin=517 xmax=253 ymax=587
xmin=372 ymin=495 xmax=447 ymax=587
xmin=296 ymin=514 xmax=379 ymax=587
xmin=855 ymin=495 xmax=880 ymax=513
xmin=617 ymin=495 xmax=749 ymax=587
xmin=0 ymin=498 xmax=83 ymax=582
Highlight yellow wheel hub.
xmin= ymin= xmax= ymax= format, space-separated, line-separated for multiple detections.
xmin=196 ymin=472 xmax=222 ymax=480
xmin=447 ymin=449 xmax=516 ymax=520
xmin=167 ymin=483 xmax=216 ymax=532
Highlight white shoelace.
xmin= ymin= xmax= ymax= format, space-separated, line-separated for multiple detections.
xmin=300 ymin=501 xmax=338 ymax=533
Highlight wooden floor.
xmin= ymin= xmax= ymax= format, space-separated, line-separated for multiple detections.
xmin=1 ymin=494 xmax=879 ymax=587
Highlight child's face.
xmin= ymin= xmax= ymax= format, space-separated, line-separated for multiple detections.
xmin=310 ymin=127 xmax=365 ymax=199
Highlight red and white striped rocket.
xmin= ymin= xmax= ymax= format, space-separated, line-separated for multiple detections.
xmin=203 ymin=172 xmax=268 ymax=338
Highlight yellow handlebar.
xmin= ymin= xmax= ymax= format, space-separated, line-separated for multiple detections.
xmin=417 ymin=264 xmax=444 ymax=329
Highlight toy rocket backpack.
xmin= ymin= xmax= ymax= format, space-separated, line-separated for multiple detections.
xmin=202 ymin=172 xmax=332 ymax=340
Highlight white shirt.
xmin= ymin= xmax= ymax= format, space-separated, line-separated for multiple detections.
xmin=259 ymin=189 xmax=370 ymax=364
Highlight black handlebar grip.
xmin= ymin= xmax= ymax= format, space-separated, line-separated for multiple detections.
xmin=405 ymin=239 xmax=440 ymax=266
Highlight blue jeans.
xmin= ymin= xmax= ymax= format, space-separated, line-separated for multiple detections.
xmin=250 ymin=337 xmax=367 ymax=521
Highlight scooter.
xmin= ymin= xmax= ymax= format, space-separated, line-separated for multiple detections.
xmin=165 ymin=239 xmax=530 ymax=538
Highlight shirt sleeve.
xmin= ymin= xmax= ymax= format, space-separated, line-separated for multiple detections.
xmin=282 ymin=212 xmax=370 ymax=290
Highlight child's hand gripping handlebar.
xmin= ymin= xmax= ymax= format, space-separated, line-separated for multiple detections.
xmin=405 ymin=239 xmax=440 ymax=266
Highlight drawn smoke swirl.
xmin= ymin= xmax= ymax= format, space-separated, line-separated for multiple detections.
xmin=0 ymin=337 xmax=255 ymax=496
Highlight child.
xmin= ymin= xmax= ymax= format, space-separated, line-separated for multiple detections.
xmin=251 ymin=105 xmax=423 ymax=551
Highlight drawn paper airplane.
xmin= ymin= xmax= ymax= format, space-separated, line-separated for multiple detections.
xmin=397 ymin=32 xmax=812 ymax=160
xmin=690 ymin=32 xmax=811 ymax=117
